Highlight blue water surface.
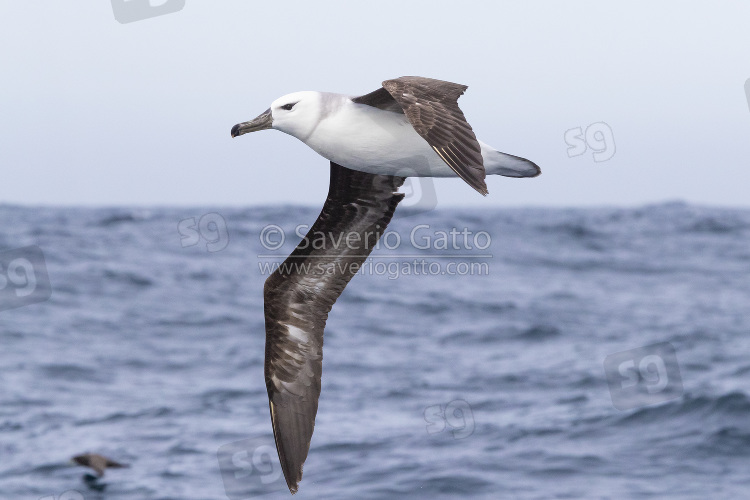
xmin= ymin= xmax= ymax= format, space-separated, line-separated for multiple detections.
xmin=1 ymin=202 xmax=749 ymax=500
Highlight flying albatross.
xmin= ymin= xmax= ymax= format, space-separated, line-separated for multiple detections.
xmin=231 ymin=76 xmax=540 ymax=493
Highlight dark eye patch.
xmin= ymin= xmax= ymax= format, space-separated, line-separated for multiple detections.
xmin=280 ymin=102 xmax=297 ymax=111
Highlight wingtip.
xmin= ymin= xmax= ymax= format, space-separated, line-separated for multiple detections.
xmin=280 ymin=453 xmax=303 ymax=494
xmin=288 ymin=481 xmax=299 ymax=495
xmin=476 ymin=181 xmax=489 ymax=196
xmin=269 ymin=398 xmax=308 ymax=495
xmin=525 ymin=159 xmax=542 ymax=178
xmin=280 ymin=461 xmax=302 ymax=494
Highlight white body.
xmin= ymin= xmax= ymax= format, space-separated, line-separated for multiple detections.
xmin=268 ymin=91 xmax=539 ymax=178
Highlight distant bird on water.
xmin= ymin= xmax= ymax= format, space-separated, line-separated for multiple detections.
xmin=231 ymin=76 xmax=541 ymax=493
xmin=70 ymin=453 xmax=129 ymax=478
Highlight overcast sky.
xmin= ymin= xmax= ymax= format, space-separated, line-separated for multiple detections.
xmin=2 ymin=1 xmax=749 ymax=208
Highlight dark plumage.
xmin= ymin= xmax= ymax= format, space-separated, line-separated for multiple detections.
xmin=353 ymin=76 xmax=488 ymax=194
xmin=71 ymin=453 xmax=129 ymax=477
xmin=230 ymin=76 xmax=541 ymax=494
xmin=264 ymin=162 xmax=405 ymax=493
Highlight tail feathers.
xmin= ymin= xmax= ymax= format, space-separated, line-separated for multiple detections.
xmin=481 ymin=144 xmax=541 ymax=178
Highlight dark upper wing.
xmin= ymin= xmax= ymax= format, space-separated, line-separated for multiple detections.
xmin=353 ymin=76 xmax=487 ymax=195
xmin=351 ymin=87 xmax=404 ymax=114
xmin=104 ymin=458 xmax=128 ymax=469
xmin=88 ymin=455 xmax=107 ymax=477
xmin=264 ymin=162 xmax=405 ymax=494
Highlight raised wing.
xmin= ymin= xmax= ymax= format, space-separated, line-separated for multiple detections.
xmin=351 ymin=86 xmax=404 ymax=114
xmin=263 ymin=162 xmax=405 ymax=494
xmin=353 ymin=76 xmax=487 ymax=195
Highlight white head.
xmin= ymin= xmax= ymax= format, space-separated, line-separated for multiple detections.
xmin=231 ymin=91 xmax=337 ymax=142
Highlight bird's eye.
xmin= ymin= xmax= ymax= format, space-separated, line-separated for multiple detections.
xmin=280 ymin=102 xmax=297 ymax=111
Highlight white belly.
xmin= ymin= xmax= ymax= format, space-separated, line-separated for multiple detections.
xmin=304 ymin=102 xmax=458 ymax=177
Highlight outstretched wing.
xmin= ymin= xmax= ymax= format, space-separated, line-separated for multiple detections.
xmin=264 ymin=162 xmax=405 ymax=494
xmin=105 ymin=458 xmax=128 ymax=469
xmin=353 ymin=76 xmax=487 ymax=195
xmin=87 ymin=455 xmax=108 ymax=477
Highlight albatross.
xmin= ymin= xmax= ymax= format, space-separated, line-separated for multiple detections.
xmin=231 ymin=76 xmax=540 ymax=494
xmin=70 ymin=453 xmax=129 ymax=478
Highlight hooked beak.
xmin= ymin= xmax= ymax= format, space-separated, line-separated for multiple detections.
xmin=231 ymin=108 xmax=273 ymax=138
